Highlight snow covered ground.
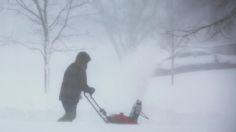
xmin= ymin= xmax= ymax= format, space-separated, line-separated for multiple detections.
xmin=0 ymin=46 xmax=236 ymax=132
xmin=0 ymin=70 xmax=236 ymax=132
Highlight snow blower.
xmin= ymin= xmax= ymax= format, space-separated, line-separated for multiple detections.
xmin=83 ymin=92 xmax=149 ymax=124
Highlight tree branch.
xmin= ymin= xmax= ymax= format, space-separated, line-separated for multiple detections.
xmin=70 ymin=0 xmax=88 ymax=10
xmin=43 ymin=0 xmax=48 ymax=27
xmin=50 ymin=0 xmax=73 ymax=45
xmin=51 ymin=47 xmax=94 ymax=53
xmin=16 ymin=0 xmax=40 ymax=19
xmin=49 ymin=3 xmax=68 ymax=30
xmin=6 ymin=37 xmax=44 ymax=56
xmin=176 ymin=6 xmax=236 ymax=38
xmin=33 ymin=0 xmax=49 ymax=44
xmin=5 ymin=7 xmax=41 ymax=24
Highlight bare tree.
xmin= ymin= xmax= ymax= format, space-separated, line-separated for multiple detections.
xmin=168 ymin=0 xmax=175 ymax=85
xmin=6 ymin=0 xmax=89 ymax=93
xmin=176 ymin=0 xmax=236 ymax=38
xmin=153 ymin=0 xmax=236 ymax=85
xmin=92 ymin=0 xmax=159 ymax=59
xmin=0 ymin=0 xmax=9 ymax=46
xmin=152 ymin=0 xmax=187 ymax=85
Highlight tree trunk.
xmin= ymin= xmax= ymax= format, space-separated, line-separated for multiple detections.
xmin=43 ymin=37 xmax=50 ymax=93
xmin=170 ymin=0 xmax=175 ymax=85
xmin=44 ymin=54 xmax=50 ymax=93
xmin=171 ymin=49 xmax=175 ymax=85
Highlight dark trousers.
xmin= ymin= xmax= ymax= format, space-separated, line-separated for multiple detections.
xmin=59 ymin=100 xmax=78 ymax=121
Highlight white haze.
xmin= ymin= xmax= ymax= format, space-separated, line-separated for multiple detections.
xmin=0 ymin=0 xmax=235 ymax=132
xmin=0 ymin=43 xmax=236 ymax=132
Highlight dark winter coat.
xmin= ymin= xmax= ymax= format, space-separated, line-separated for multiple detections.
xmin=59 ymin=62 xmax=90 ymax=102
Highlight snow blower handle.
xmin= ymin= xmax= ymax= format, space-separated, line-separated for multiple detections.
xmin=83 ymin=92 xmax=108 ymax=122
xmin=89 ymin=94 xmax=103 ymax=110
xmin=140 ymin=111 xmax=149 ymax=120
xmin=99 ymin=108 xmax=107 ymax=116
xmin=88 ymin=94 xmax=108 ymax=117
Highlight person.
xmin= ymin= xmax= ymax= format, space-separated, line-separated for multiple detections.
xmin=58 ymin=52 xmax=95 ymax=122
xmin=129 ymin=99 xmax=142 ymax=122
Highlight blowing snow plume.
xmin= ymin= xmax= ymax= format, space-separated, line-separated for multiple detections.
xmin=119 ymin=45 xmax=168 ymax=101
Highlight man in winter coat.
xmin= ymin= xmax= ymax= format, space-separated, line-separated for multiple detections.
xmin=58 ymin=52 xmax=95 ymax=122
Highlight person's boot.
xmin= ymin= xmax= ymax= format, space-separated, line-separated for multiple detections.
xmin=58 ymin=114 xmax=72 ymax=122
xmin=58 ymin=112 xmax=76 ymax=122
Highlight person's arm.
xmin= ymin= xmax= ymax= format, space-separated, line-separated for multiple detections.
xmin=79 ymin=69 xmax=95 ymax=94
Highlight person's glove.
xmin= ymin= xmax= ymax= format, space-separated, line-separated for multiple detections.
xmin=88 ymin=87 xmax=95 ymax=95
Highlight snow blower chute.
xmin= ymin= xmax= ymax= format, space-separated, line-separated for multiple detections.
xmin=83 ymin=92 xmax=149 ymax=124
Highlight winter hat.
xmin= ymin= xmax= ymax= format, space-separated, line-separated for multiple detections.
xmin=76 ymin=51 xmax=91 ymax=64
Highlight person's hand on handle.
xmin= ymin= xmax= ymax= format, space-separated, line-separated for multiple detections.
xmin=88 ymin=87 xmax=95 ymax=95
